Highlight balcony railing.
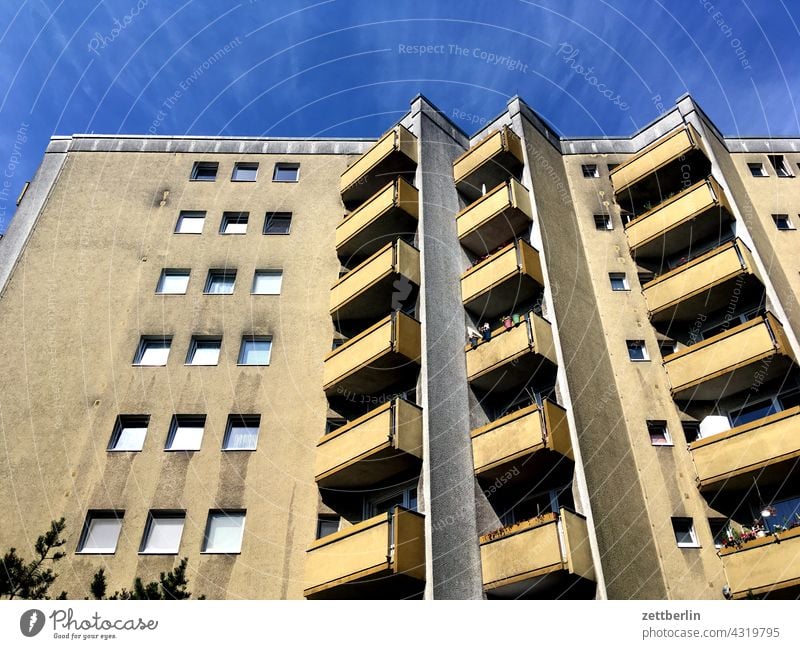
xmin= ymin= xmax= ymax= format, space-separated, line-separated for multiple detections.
xmin=323 ymin=311 xmax=421 ymax=397
xmin=663 ymin=313 xmax=796 ymax=401
xmin=453 ymin=126 xmax=525 ymax=202
xmin=471 ymin=400 xmax=572 ymax=482
xmin=465 ymin=311 xmax=556 ymax=392
xmin=461 ymin=239 xmax=544 ymax=320
xmin=336 ymin=178 xmax=419 ymax=261
xmin=625 ymin=176 xmax=734 ymax=258
xmin=719 ymin=526 xmax=800 ymax=599
xmin=315 ymin=398 xmax=423 ymax=489
xmin=304 ymin=507 xmax=425 ymax=599
xmin=479 ymin=508 xmax=595 ymax=597
xmin=611 ymin=123 xmax=705 ymax=195
xmin=340 ymin=125 xmax=418 ymax=207
xmin=456 ymin=178 xmax=533 ymax=254
xmin=330 ymin=239 xmax=420 ymax=323
xmin=642 ymin=239 xmax=760 ymax=323
xmin=690 ymin=405 xmax=800 ymax=491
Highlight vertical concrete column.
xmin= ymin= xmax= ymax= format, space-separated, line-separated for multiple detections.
xmin=413 ymin=96 xmax=484 ymax=599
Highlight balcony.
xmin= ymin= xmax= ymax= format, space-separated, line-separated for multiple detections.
xmin=340 ymin=125 xmax=418 ymax=208
xmin=690 ymin=406 xmax=800 ymax=492
xmin=642 ymin=239 xmax=761 ymax=323
xmin=323 ymin=311 xmax=421 ymax=397
xmin=330 ymin=239 xmax=420 ymax=323
xmin=315 ymin=398 xmax=423 ymax=489
xmin=719 ymin=526 xmax=800 ymax=599
xmin=304 ymin=507 xmax=425 ymax=599
xmin=663 ymin=313 xmax=796 ymax=401
xmin=625 ymin=177 xmax=735 ymax=259
xmin=471 ymin=400 xmax=572 ymax=483
xmin=453 ymin=126 xmax=525 ymax=203
xmin=466 ymin=311 xmax=557 ymax=392
xmin=611 ymin=124 xmax=711 ymax=215
xmin=461 ymin=239 xmax=544 ymax=321
xmin=480 ymin=508 xmax=595 ymax=598
xmin=456 ymin=179 xmax=533 ymax=255
xmin=336 ymin=178 xmax=419 ymax=262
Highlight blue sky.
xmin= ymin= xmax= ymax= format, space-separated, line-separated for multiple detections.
xmin=1 ymin=0 xmax=798 ymax=232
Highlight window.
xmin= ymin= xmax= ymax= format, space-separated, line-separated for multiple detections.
xmin=772 ymin=213 xmax=795 ymax=230
xmin=658 ymin=340 xmax=677 ymax=356
xmin=165 ymin=415 xmax=205 ymax=451
xmin=175 ymin=211 xmax=206 ymax=234
xmin=191 ymin=161 xmax=218 ymax=181
xmin=728 ymin=398 xmax=779 ymax=427
xmin=186 ymin=336 xmax=222 ymax=366
xmin=231 ymin=162 xmax=258 ymax=182
xmin=316 ymin=515 xmax=339 ymax=539
xmin=626 ymin=339 xmax=649 ymax=361
xmin=238 ymin=336 xmax=272 ymax=365
xmin=581 ymin=164 xmax=599 ymax=178
xmin=325 ymin=418 xmax=347 ymax=434
xmin=156 ymin=269 xmax=190 ymax=295
xmin=220 ymin=211 xmax=249 ymax=234
xmin=133 ymin=336 xmax=172 ymax=366
xmin=140 ymin=511 xmax=185 ymax=554
xmin=637 ymin=270 xmax=655 ymax=285
xmin=594 ymin=214 xmax=612 ymax=230
xmin=609 ymin=272 xmax=629 ymax=291
xmin=222 ymin=415 xmax=260 ymax=450
xmin=708 ymin=518 xmax=728 ymax=549
xmin=263 ymin=212 xmax=292 ymax=234
xmin=108 ymin=415 xmax=149 ymax=452
xmin=366 ymin=484 xmax=418 ymax=517
xmin=251 ymin=270 xmax=283 ymax=295
xmin=747 ymin=162 xmax=768 ymax=177
xmin=768 ymin=154 xmax=793 ymax=178
xmin=204 ymin=269 xmax=236 ymax=294
xmin=682 ymin=422 xmax=701 ymax=443
xmin=672 ymin=517 xmax=700 ymax=548
xmin=202 ymin=510 xmax=245 ymax=553
xmin=607 ymin=163 xmax=619 ymax=172
xmin=647 ymin=420 xmax=672 ymax=446
xmin=77 ymin=511 xmax=123 ymax=554
xmin=273 ymin=163 xmax=300 ymax=182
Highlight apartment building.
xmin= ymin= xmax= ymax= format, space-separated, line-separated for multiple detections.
xmin=1 ymin=93 xmax=799 ymax=600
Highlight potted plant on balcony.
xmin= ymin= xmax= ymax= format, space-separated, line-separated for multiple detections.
xmin=502 ymin=315 xmax=513 ymax=331
xmin=512 ymin=313 xmax=522 ymax=326
xmin=479 ymin=322 xmax=492 ymax=342
xmin=467 ymin=326 xmax=480 ymax=349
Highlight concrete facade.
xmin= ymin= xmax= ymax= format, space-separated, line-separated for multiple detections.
xmin=2 ymin=94 xmax=800 ymax=600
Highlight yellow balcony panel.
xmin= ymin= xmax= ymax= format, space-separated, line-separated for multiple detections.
xmin=643 ymin=239 xmax=761 ymax=323
xmin=480 ymin=508 xmax=595 ymax=598
xmin=719 ymin=527 xmax=800 ymax=599
xmin=340 ymin=125 xmax=418 ymax=208
xmin=471 ymin=400 xmax=573 ymax=483
xmin=323 ymin=311 xmax=421 ymax=397
xmin=304 ymin=507 xmax=425 ymax=599
xmin=664 ymin=313 xmax=796 ymax=401
xmin=453 ymin=126 xmax=525 ymax=203
xmin=315 ymin=398 xmax=423 ymax=489
xmin=690 ymin=406 xmax=800 ymax=492
xmin=330 ymin=240 xmax=420 ymax=323
xmin=611 ymin=123 xmax=706 ymax=195
xmin=461 ymin=239 xmax=543 ymax=321
xmin=466 ymin=311 xmax=557 ymax=392
xmin=626 ymin=176 xmax=734 ymax=259
xmin=336 ymin=178 xmax=419 ymax=261
xmin=456 ymin=179 xmax=533 ymax=255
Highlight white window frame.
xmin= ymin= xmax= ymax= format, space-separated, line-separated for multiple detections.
xmin=219 ymin=212 xmax=249 ymax=235
xmin=672 ymin=517 xmax=700 ymax=548
xmin=272 ymin=163 xmax=300 ymax=183
xmin=186 ymin=336 xmax=222 ymax=366
xmin=202 ymin=510 xmax=246 ymax=553
xmin=77 ymin=511 xmax=123 ymax=554
xmin=609 ymin=272 xmax=629 ymax=291
xmin=251 ymin=270 xmax=283 ymax=295
xmin=139 ymin=511 xmax=186 ymax=554
xmin=175 ymin=211 xmax=206 ymax=234
xmin=165 ymin=415 xmax=206 ymax=451
xmin=594 ymin=214 xmax=612 ymax=230
xmin=231 ymin=162 xmax=259 ymax=182
xmin=263 ymin=212 xmax=292 ymax=235
xmin=747 ymin=162 xmax=768 ymax=178
xmin=238 ymin=336 xmax=272 ymax=366
xmin=581 ymin=164 xmax=599 ymax=178
xmin=108 ymin=415 xmax=149 ymax=452
xmin=626 ymin=339 xmax=649 ymax=361
xmin=772 ymin=213 xmax=795 ymax=231
xmin=156 ymin=269 xmax=190 ymax=295
xmin=133 ymin=336 xmax=172 ymax=366
xmin=647 ymin=420 xmax=673 ymax=446
xmin=204 ymin=270 xmax=236 ymax=295
xmin=190 ymin=161 xmax=218 ymax=181
xmin=768 ymin=154 xmax=794 ymax=178
xmin=222 ymin=415 xmax=260 ymax=451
